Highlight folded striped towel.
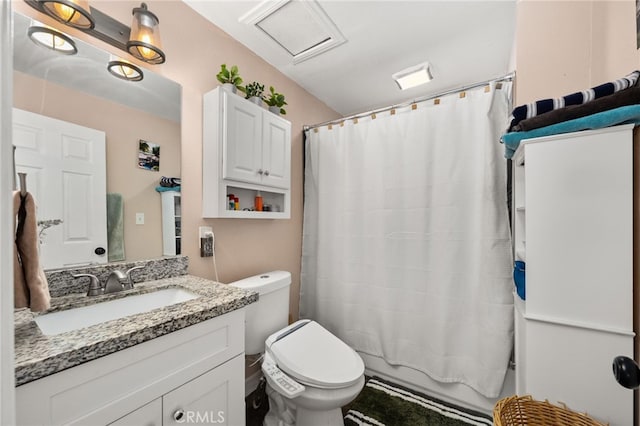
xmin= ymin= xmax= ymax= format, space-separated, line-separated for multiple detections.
xmin=508 ymin=70 xmax=640 ymax=131
xmin=160 ymin=176 xmax=181 ymax=187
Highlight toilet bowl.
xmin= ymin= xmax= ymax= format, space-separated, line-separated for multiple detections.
xmin=229 ymin=272 xmax=364 ymax=425
xmin=261 ymin=320 xmax=365 ymax=426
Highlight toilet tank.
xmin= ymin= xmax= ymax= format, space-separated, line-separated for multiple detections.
xmin=229 ymin=271 xmax=291 ymax=355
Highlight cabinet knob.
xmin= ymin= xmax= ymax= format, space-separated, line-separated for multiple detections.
xmin=173 ymin=409 xmax=185 ymax=421
xmin=264 ymin=170 xmax=270 ymax=176
xmin=257 ymin=169 xmax=264 ymax=175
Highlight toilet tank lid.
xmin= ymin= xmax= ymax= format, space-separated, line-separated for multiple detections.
xmin=228 ymin=271 xmax=291 ymax=295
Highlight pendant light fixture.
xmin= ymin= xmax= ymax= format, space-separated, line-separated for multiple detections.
xmin=126 ymin=3 xmax=165 ymax=65
xmin=26 ymin=0 xmax=167 ymax=65
xmin=28 ymin=21 xmax=78 ymax=55
xmin=38 ymin=0 xmax=94 ymax=30
xmin=107 ymin=57 xmax=144 ymax=82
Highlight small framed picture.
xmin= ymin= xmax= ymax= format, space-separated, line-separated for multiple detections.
xmin=637 ymin=0 xmax=640 ymax=49
xmin=138 ymin=139 xmax=160 ymax=171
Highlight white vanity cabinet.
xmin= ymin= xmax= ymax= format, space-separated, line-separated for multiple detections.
xmin=203 ymin=87 xmax=291 ymax=219
xmin=512 ymin=125 xmax=635 ymax=425
xmin=110 ymin=399 xmax=162 ymax=426
xmin=16 ymin=308 xmax=246 ymax=426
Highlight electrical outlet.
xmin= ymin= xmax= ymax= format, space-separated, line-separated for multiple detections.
xmin=199 ymin=226 xmax=214 ymax=257
xmin=135 ymin=212 xmax=144 ymax=225
xmin=200 ymin=235 xmax=213 ymax=257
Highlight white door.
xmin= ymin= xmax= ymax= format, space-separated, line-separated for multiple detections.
xmin=262 ymin=113 xmax=290 ymax=189
xmin=13 ymin=108 xmax=107 ymax=269
xmin=222 ymin=92 xmax=262 ymax=185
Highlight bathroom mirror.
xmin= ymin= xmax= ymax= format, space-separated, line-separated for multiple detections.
xmin=12 ymin=11 xmax=181 ymax=270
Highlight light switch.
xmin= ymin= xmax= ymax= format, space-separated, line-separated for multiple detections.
xmin=135 ymin=212 xmax=144 ymax=225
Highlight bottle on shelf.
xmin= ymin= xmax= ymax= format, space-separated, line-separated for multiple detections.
xmin=255 ymin=192 xmax=263 ymax=211
xmin=228 ymin=194 xmax=234 ymax=210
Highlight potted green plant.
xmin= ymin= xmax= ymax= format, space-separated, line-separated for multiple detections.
xmin=216 ymin=64 xmax=245 ymax=94
xmin=244 ymin=82 xmax=265 ymax=105
xmin=264 ymin=86 xmax=287 ymax=115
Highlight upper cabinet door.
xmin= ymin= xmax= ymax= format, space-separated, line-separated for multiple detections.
xmin=261 ymin=113 xmax=291 ymax=189
xmin=222 ymin=93 xmax=262 ymax=185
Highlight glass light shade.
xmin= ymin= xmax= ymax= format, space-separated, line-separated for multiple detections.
xmin=28 ymin=24 xmax=78 ymax=55
xmin=107 ymin=58 xmax=144 ymax=82
xmin=126 ymin=3 xmax=165 ymax=65
xmin=40 ymin=0 xmax=94 ymax=30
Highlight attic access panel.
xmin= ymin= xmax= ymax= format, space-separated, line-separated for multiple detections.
xmin=240 ymin=0 xmax=346 ymax=64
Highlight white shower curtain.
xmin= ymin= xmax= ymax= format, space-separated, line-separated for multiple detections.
xmin=300 ymin=82 xmax=514 ymax=398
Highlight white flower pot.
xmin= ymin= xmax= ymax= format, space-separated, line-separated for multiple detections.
xmin=222 ymin=83 xmax=236 ymax=94
xmin=268 ymin=105 xmax=280 ymax=115
xmin=249 ymin=96 xmax=263 ymax=106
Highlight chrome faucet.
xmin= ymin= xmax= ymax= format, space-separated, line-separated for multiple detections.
xmin=73 ymin=266 xmax=143 ymax=296
xmin=103 ymin=270 xmax=126 ymax=293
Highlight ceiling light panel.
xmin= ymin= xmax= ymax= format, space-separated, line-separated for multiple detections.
xmin=240 ymin=0 xmax=346 ymax=64
xmin=393 ymin=62 xmax=434 ymax=90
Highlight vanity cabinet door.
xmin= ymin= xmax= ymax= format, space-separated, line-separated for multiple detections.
xmin=109 ymin=398 xmax=161 ymax=426
xmin=261 ymin=112 xmax=291 ymax=189
xmin=222 ymin=92 xmax=263 ymax=185
xmin=163 ymin=354 xmax=245 ymax=426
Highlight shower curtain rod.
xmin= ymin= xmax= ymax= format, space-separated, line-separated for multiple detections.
xmin=303 ymin=72 xmax=515 ymax=131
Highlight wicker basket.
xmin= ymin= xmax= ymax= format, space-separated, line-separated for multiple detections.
xmin=493 ymin=395 xmax=608 ymax=426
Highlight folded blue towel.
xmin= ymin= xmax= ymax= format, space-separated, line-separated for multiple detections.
xmin=502 ymin=104 xmax=640 ymax=158
xmin=155 ymin=185 xmax=181 ymax=193
xmin=106 ymin=193 xmax=125 ymax=262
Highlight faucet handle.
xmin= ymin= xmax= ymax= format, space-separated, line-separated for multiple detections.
xmin=72 ymin=273 xmax=102 ymax=296
xmin=125 ymin=265 xmax=145 ymax=289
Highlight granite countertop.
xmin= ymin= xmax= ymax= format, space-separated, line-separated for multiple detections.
xmin=14 ymin=275 xmax=258 ymax=386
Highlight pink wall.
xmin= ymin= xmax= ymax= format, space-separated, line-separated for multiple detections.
xmin=13 ymin=71 xmax=180 ymax=262
xmin=14 ymin=0 xmax=340 ymax=320
xmin=515 ymin=0 xmax=640 ymax=417
xmin=515 ymin=0 xmax=638 ymax=105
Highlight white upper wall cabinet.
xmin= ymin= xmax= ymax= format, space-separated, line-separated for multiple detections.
xmin=222 ymin=93 xmax=291 ymax=189
xmin=203 ymin=87 xmax=291 ymax=219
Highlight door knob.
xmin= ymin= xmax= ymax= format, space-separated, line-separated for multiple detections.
xmin=264 ymin=170 xmax=270 ymax=176
xmin=613 ymin=355 xmax=640 ymax=389
xmin=94 ymin=247 xmax=106 ymax=255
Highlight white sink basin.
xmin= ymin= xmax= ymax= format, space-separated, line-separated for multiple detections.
xmin=35 ymin=288 xmax=199 ymax=336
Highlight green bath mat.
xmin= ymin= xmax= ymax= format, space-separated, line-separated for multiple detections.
xmin=344 ymin=377 xmax=492 ymax=426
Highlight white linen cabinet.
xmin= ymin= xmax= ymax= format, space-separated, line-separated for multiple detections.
xmin=160 ymin=191 xmax=181 ymax=255
xmin=512 ymin=124 xmax=635 ymax=426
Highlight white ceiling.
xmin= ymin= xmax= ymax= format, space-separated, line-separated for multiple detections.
xmin=184 ymin=0 xmax=517 ymax=116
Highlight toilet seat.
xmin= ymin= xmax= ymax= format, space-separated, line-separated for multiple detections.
xmin=265 ymin=320 xmax=364 ymax=389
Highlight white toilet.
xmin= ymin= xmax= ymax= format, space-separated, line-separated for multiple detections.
xmin=230 ymin=271 xmax=365 ymax=426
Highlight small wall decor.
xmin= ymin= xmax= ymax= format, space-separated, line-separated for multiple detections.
xmin=138 ymin=139 xmax=160 ymax=171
